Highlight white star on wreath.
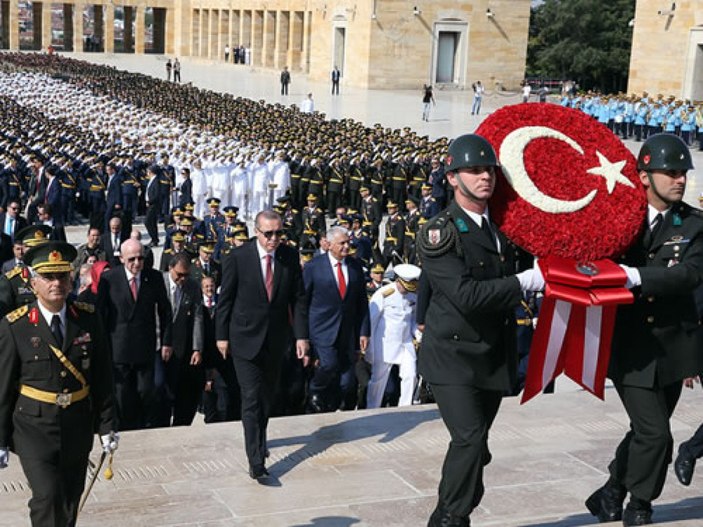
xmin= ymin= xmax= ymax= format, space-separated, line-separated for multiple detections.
xmin=586 ymin=151 xmax=634 ymax=194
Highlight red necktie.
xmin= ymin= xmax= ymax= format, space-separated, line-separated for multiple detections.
xmin=207 ymin=296 xmax=212 ymax=308
xmin=265 ymin=254 xmax=273 ymax=301
xmin=130 ymin=277 xmax=138 ymax=300
xmin=336 ymin=262 xmax=346 ymax=299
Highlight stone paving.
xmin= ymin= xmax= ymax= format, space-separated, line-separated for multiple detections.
xmin=2 ymin=389 xmax=703 ymax=526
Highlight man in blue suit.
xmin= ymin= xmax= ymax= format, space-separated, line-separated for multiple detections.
xmin=304 ymin=225 xmax=370 ymax=412
xmin=105 ymin=163 xmax=123 ymax=230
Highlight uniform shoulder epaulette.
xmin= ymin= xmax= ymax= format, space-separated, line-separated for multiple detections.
xmin=164 ymin=248 xmax=174 ymax=254
xmin=315 ymin=208 xmax=322 ymax=213
xmin=73 ymin=301 xmax=95 ymax=313
xmin=5 ymin=266 xmax=21 ymax=279
xmin=6 ymin=304 xmax=28 ymax=323
xmin=382 ymin=286 xmax=395 ymax=298
xmin=291 ymin=209 xmax=299 ymax=214
xmin=417 ymin=209 xmax=460 ymax=258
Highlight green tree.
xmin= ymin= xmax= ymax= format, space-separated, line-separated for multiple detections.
xmin=527 ymin=0 xmax=635 ymax=93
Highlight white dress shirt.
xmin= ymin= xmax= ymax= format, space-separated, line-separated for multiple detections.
xmin=327 ymin=251 xmax=349 ymax=287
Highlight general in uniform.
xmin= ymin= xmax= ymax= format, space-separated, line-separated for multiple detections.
xmin=416 ymin=134 xmax=542 ymax=527
xmin=586 ymin=134 xmax=703 ymax=526
xmin=0 ymin=241 xmax=118 ymax=527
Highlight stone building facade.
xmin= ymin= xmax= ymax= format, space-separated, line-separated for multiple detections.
xmin=1 ymin=0 xmax=530 ymax=91
xmin=628 ymin=1 xmax=703 ymax=100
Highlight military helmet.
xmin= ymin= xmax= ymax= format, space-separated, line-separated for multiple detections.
xmin=445 ymin=134 xmax=499 ymax=173
xmin=637 ymin=133 xmax=693 ymax=172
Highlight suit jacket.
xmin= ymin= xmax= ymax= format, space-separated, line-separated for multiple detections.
xmin=610 ymin=201 xmax=703 ymax=387
xmin=303 ymin=253 xmax=370 ymax=355
xmin=0 ymin=300 xmax=114 ymax=458
xmin=162 ymin=272 xmax=203 ymax=361
xmin=215 ymin=242 xmax=308 ymax=360
xmin=416 ymin=202 xmax=524 ymax=390
xmin=97 ymin=266 xmax=173 ymax=364
xmin=105 ymin=174 xmax=123 ymax=214
xmin=0 ymin=213 xmax=27 ymax=241
xmin=101 ymin=234 xmax=126 ymax=268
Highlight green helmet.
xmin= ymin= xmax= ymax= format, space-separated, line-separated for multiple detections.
xmin=446 ymin=134 xmax=499 ymax=173
xmin=637 ymin=133 xmax=694 ymax=171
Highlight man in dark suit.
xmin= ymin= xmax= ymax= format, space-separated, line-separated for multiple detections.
xmin=303 ymin=225 xmax=370 ymax=413
xmin=416 ymin=134 xmax=543 ymax=527
xmin=0 ymin=241 xmax=117 ymax=527
xmin=101 ymin=216 xmax=126 ymax=268
xmin=144 ymin=166 xmax=161 ymax=247
xmin=104 ymin=163 xmax=123 ymax=230
xmin=586 ymin=134 xmax=703 ymax=526
xmin=154 ymin=253 xmax=204 ymax=427
xmin=43 ymin=165 xmax=63 ymax=227
xmin=35 ymin=203 xmax=66 ymax=242
xmin=0 ymin=199 xmax=27 ymax=242
xmin=216 ymin=210 xmax=308 ymax=479
xmin=97 ymin=239 xmax=173 ymax=431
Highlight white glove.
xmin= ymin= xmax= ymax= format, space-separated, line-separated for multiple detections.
xmin=619 ymin=264 xmax=641 ymax=289
xmin=0 ymin=448 xmax=8 ymax=469
xmin=516 ymin=262 xmax=545 ymax=292
xmin=101 ymin=432 xmax=119 ymax=454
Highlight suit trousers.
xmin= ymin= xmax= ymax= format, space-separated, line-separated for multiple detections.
xmin=19 ymin=453 xmax=88 ymax=527
xmin=608 ymin=381 xmax=682 ymax=502
xmin=308 ymin=344 xmax=357 ymax=411
xmin=430 ymin=383 xmax=502 ymax=517
xmin=680 ymin=422 xmax=703 ymax=459
xmin=145 ymin=202 xmax=160 ymax=244
xmin=113 ymin=362 xmax=157 ymax=431
xmin=154 ymin=353 xmax=205 ymax=427
xmin=233 ymin=347 xmax=283 ymax=468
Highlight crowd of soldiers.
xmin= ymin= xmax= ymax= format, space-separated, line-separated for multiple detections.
xmin=560 ymin=90 xmax=703 ymax=147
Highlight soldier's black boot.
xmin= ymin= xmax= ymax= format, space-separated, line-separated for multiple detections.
xmin=428 ymin=503 xmax=470 ymax=527
xmin=622 ymin=498 xmax=653 ymax=526
xmin=585 ymin=479 xmax=626 ymax=522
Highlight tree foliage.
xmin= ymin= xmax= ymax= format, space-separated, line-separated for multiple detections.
xmin=527 ymin=0 xmax=635 ymax=93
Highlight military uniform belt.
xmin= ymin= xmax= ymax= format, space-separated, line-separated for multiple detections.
xmin=350 ymin=176 xmax=362 ymax=181
xmin=330 ymin=179 xmax=343 ymax=184
xmin=89 ymin=185 xmax=105 ymax=191
xmin=516 ymin=318 xmax=532 ymax=326
xmin=20 ymin=384 xmax=90 ymax=408
xmin=291 ymin=174 xmax=301 ymax=179
xmin=392 ymin=177 xmax=406 ymax=181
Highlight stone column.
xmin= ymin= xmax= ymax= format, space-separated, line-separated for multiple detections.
xmin=41 ymin=1 xmax=52 ymax=50
xmin=135 ymin=6 xmax=145 ymax=53
xmin=104 ymin=3 xmax=114 ymax=53
xmin=8 ymin=0 xmax=18 ymax=50
xmin=301 ymin=10 xmax=311 ymax=73
xmin=275 ymin=11 xmax=290 ymax=70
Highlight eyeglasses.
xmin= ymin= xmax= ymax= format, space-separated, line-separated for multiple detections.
xmin=174 ymin=270 xmax=190 ymax=279
xmin=258 ymin=229 xmax=284 ymax=239
xmin=8 ymin=206 xmax=18 ymax=210
xmin=127 ymin=255 xmax=145 ymax=263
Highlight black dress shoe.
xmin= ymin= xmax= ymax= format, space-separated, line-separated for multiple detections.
xmin=248 ymin=464 xmax=269 ymax=480
xmin=623 ymin=504 xmax=652 ymax=526
xmin=585 ymin=485 xmax=625 ymax=522
xmin=306 ymin=394 xmax=327 ymax=413
xmin=674 ymin=450 xmax=696 ymax=486
xmin=427 ymin=505 xmax=470 ymax=527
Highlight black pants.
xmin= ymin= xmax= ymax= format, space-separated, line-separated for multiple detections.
xmin=203 ymin=356 xmax=241 ymax=423
xmin=20 ymin=453 xmax=88 ymax=527
xmin=113 ymin=362 xmax=157 ymax=430
xmin=430 ymin=383 xmax=502 ymax=517
xmin=281 ymin=83 xmax=289 ymax=95
xmin=145 ymin=202 xmax=160 ymax=245
xmin=154 ymin=353 xmax=205 ymax=427
xmin=680 ymin=422 xmax=703 ymax=459
xmin=232 ymin=347 xmax=283 ymax=468
xmin=608 ymin=381 xmax=682 ymax=502
xmin=332 ymin=80 xmax=339 ymax=95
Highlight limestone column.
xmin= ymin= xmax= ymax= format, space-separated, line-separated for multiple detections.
xmin=273 ymin=10 xmax=281 ymax=69
xmin=8 ymin=0 xmax=18 ymax=50
xmin=41 ymin=1 xmax=51 ymax=50
xmin=72 ymin=3 xmax=82 ymax=52
xmin=135 ymin=6 xmax=145 ymax=54
xmin=104 ymin=3 xmax=114 ymax=53
xmin=301 ymin=10 xmax=311 ymax=72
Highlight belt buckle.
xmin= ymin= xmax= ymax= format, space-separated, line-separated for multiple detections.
xmin=56 ymin=393 xmax=72 ymax=408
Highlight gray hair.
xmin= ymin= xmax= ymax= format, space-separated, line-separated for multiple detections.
xmin=326 ymin=226 xmax=349 ymax=242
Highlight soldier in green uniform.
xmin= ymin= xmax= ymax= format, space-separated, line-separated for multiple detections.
xmin=417 ymin=134 xmax=543 ymax=527
xmin=586 ymin=134 xmax=703 ymax=526
xmin=191 ymin=241 xmax=222 ymax=288
xmin=0 ymin=225 xmax=53 ymax=317
xmin=0 ymin=241 xmax=117 ymax=527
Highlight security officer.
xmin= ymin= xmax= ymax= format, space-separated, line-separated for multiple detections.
xmin=416 ymin=134 xmax=543 ymax=527
xmin=0 ymin=240 xmax=118 ymax=527
xmin=0 ymin=225 xmax=53 ymax=317
xmin=586 ymin=134 xmax=703 ymax=526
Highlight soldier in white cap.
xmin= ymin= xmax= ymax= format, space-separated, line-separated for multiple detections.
xmin=366 ymin=263 xmax=422 ymax=408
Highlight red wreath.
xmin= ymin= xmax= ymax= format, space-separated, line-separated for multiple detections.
xmin=476 ymin=103 xmax=646 ymax=261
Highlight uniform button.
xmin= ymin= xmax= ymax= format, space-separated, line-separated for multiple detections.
xmin=500 ymin=255 xmax=505 ymax=262
xmin=648 ymin=253 xmax=655 ymax=260
xmin=479 ymin=262 xmax=484 ymax=267
xmin=62 ymin=388 xmax=69 ymax=393
xmin=646 ymin=316 xmax=654 ymax=323
xmin=34 ymin=355 xmax=38 ymax=360
xmin=647 ymin=296 xmax=655 ymax=303
xmin=452 ymin=334 xmax=459 ymax=341
xmin=60 ymin=371 xmax=67 ymax=378
xmin=674 ymin=245 xmax=680 ymax=251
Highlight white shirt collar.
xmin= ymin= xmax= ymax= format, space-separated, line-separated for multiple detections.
xmin=36 ymin=300 xmax=66 ymax=330
xmin=327 ymin=251 xmax=346 ymax=268
xmin=124 ymin=267 xmax=138 ymax=283
xmin=647 ymin=204 xmax=670 ymax=226
xmin=256 ymin=241 xmax=275 ymax=259
xmin=459 ymin=204 xmax=491 ymax=228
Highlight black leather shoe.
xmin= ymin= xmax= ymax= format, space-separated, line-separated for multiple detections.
xmin=306 ymin=394 xmax=327 ymax=413
xmin=623 ymin=504 xmax=652 ymax=526
xmin=585 ymin=485 xmax=625 ymax=522
xmin=248 ymin=464 xmax=269 ymax=480
xmin=674 ymin=450 xmax=696 ymax=486
xmin=427 ymin=505 xmax=470 ymax=527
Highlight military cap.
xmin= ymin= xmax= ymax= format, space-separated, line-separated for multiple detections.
xmin=306 ymin=193 xmax=318 ymax=201
xmin=359 ymin=186 xmax=370 ymax=193
xmin=234 ymin=232 xmax=249 ymax=241
xmin=386 ymin=201 xmax=399 ymax=209
xmin=171 ymin=230 xmax=187 ymax=243
xmin=180 ymin=218 xmax=194 ymax=227
xmin=370 ymin=263 xmax=385 ymax=274
xmin=233 ymin=224 xmax=246 ymax=233
xmin=198 ymin=241 xmax=215 ymax=254
xmin=421 ymin=183 xmax=432 ymax=191
xmin=24 ymin=240 xmax=77 ymax=274
xmin=16 ymin=225 xmax=53 ymax=247
xmin=405 ymin=196 xmax=420 ymax=207
xmin=184 ymin=202 xmax=195 ymax=211
xmin=394 ymin=263 xmax=421 ymax=292
xmin=223 ymin=206 xmax=238 ymax=217
xmin=172 ymin=207 xmax=184 ymax=217
xmin=276 ymin=195 xmax=291 ymax=204
xmin=207 ymin=198 xmax=221 ymax=208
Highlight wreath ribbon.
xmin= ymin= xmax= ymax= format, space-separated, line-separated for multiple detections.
xmin=521 ymin=256 xmax=634 ymax=403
